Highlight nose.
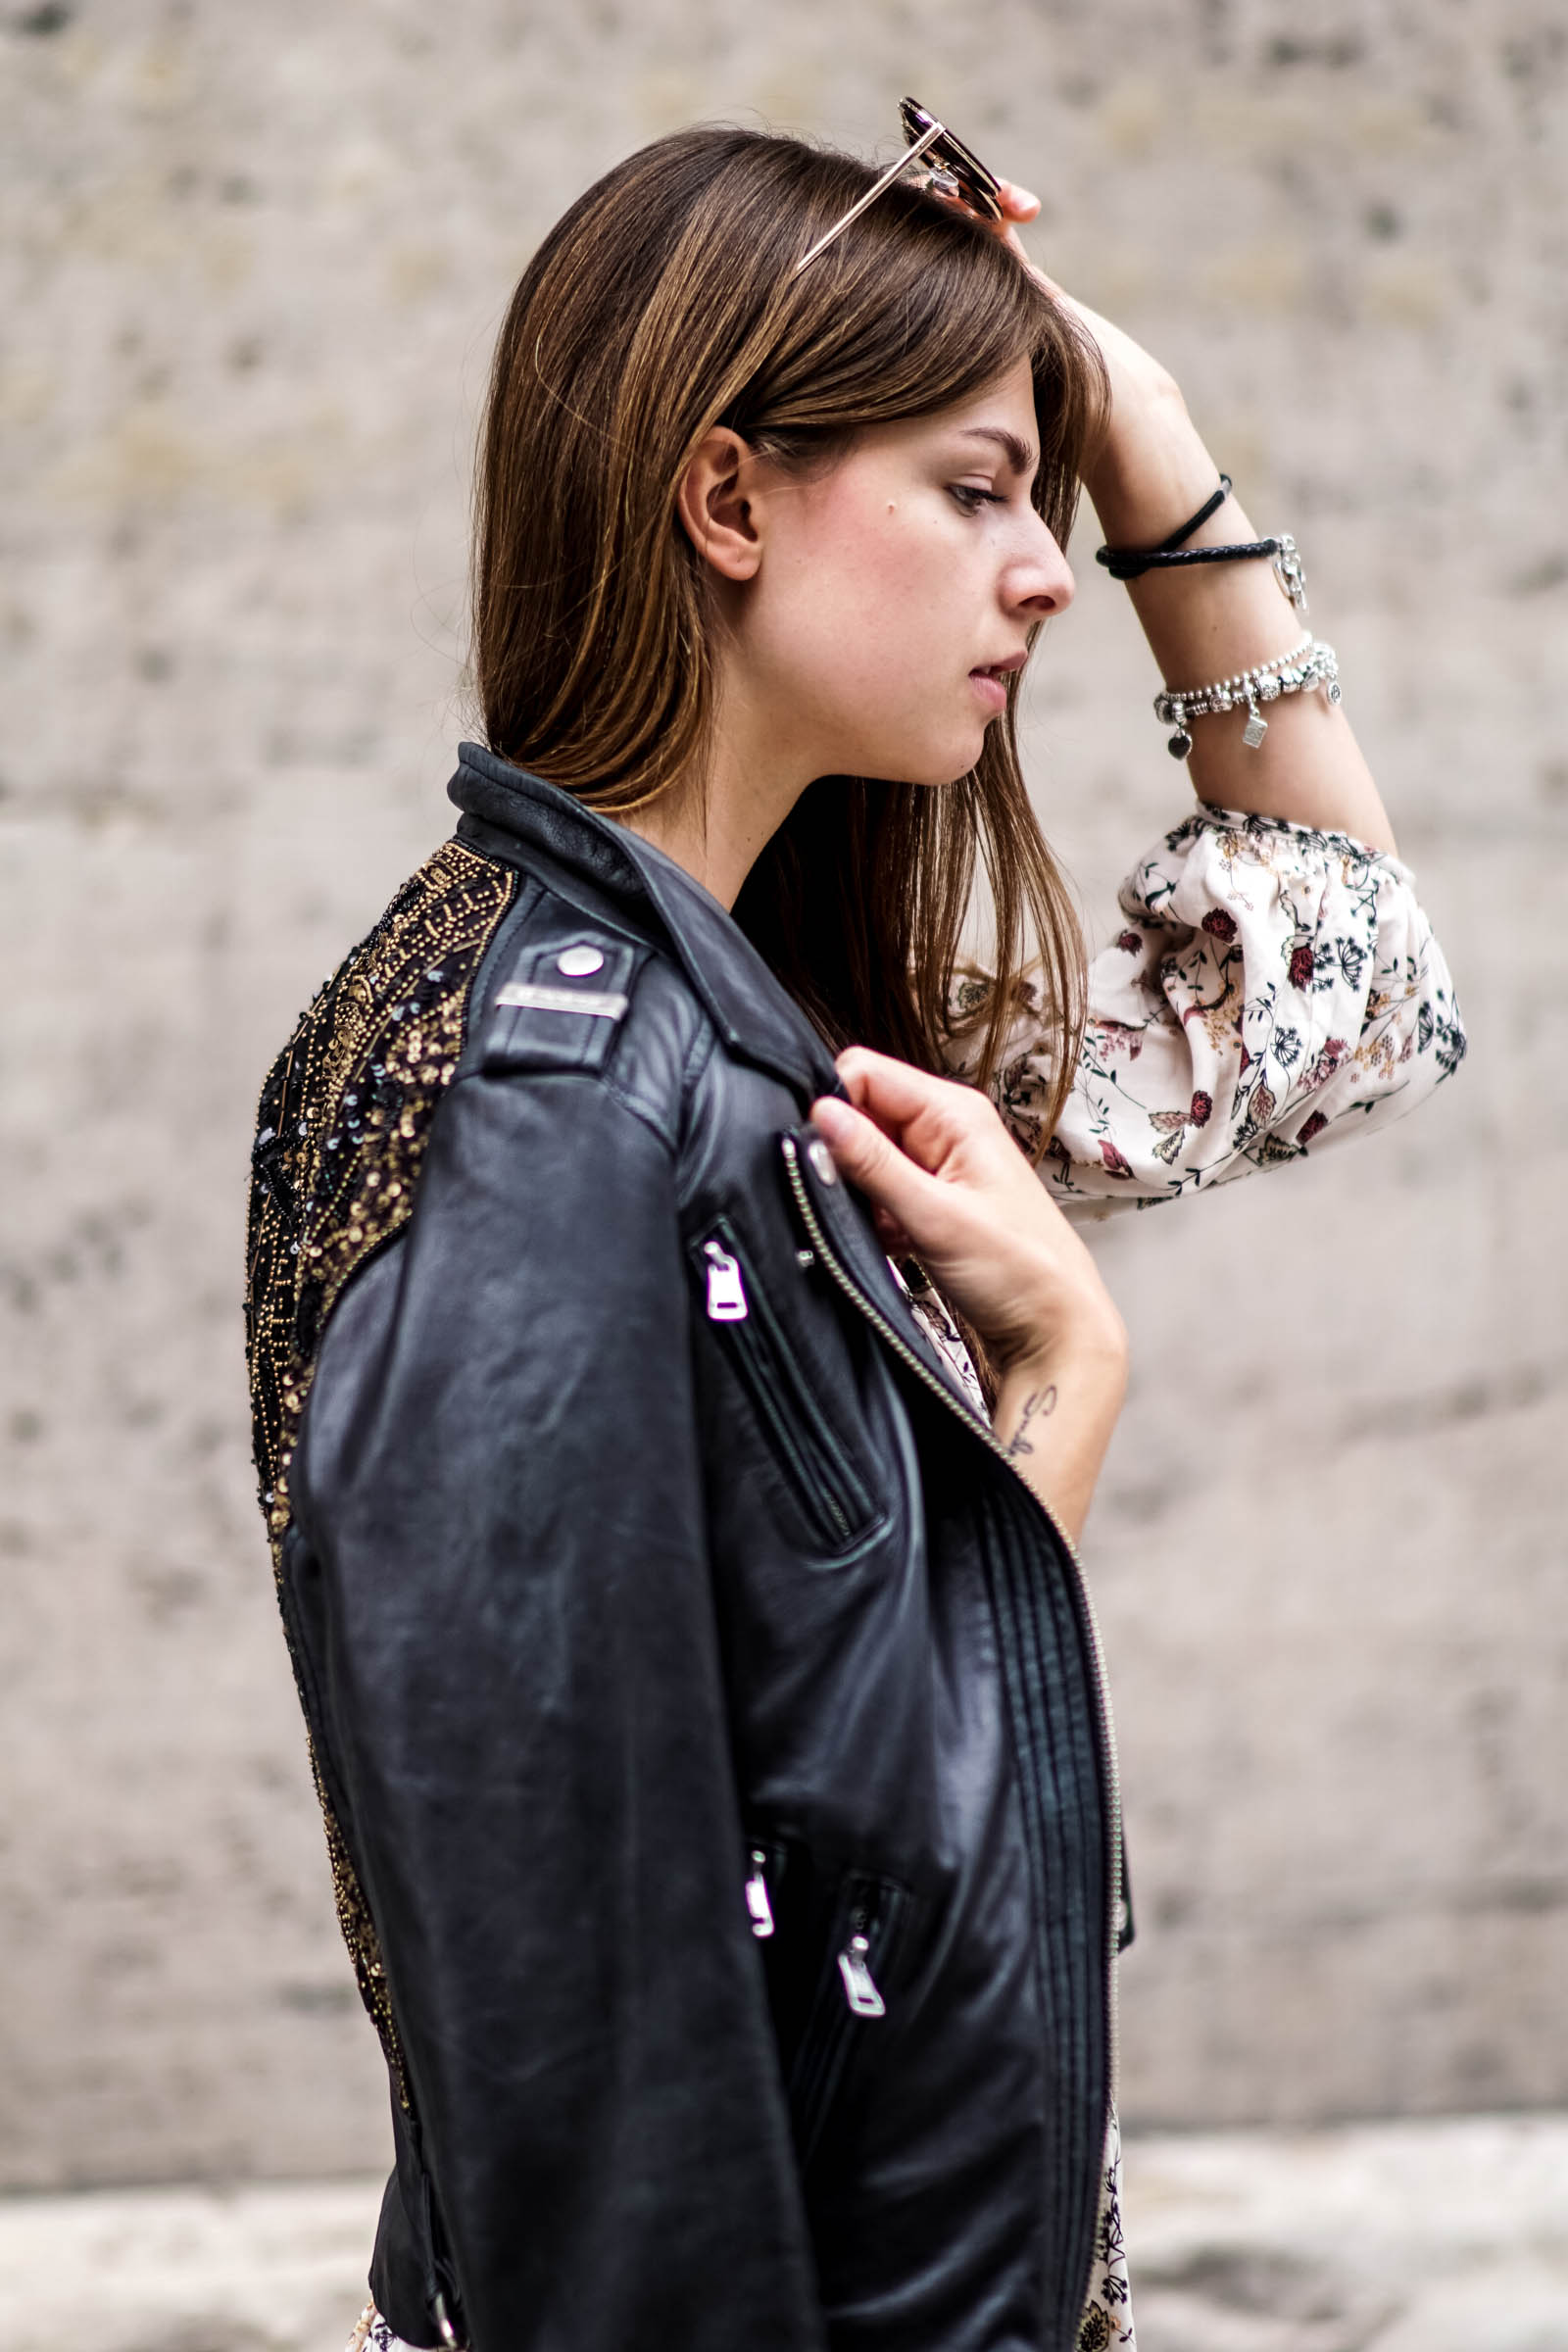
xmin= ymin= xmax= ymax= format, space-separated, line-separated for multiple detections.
xmin=1005 ymin=513 xmax=1075 ymax=619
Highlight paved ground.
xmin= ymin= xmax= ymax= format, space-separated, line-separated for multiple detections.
xmin=1 ymin=2114 xmax=1563 ymax=2352
xmin=1126 ymin=2114 xmax=1568 ymax=2352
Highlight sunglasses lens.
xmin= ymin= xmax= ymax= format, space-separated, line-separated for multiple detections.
xmin=932 ymin=141 xmax=1003 ymax=220
xmin=899 ymin=95 xmax=937 ymax=145
xmin=898 ymin=96 xmax=1004 ymax=221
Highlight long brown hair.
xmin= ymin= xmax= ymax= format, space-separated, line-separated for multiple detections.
xmin=474 ymin=124 xmax=1105 ymax=1133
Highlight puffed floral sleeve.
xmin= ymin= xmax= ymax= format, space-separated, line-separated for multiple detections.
xmin=946 ymin=804 xmax=1466 ymax=1213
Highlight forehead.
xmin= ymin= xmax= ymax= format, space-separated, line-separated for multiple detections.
xmin=858 ymin=357 xmax=1040 ymax=473
xmin=930 ymin=354 xmax=1038 ymax=439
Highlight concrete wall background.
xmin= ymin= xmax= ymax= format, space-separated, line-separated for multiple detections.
xmin=2 ymin=0 xmax=1563 ymax=2189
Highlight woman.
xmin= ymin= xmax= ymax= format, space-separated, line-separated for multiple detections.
xmin=245 ymin=118 xmax=1462 ymax=2352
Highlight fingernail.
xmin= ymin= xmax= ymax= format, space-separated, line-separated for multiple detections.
xmin=810 ymin=1098 xmax=851 ymax=1141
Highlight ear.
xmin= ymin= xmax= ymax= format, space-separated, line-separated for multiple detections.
xmin=675 ymin=426 xmax=764 ymax=582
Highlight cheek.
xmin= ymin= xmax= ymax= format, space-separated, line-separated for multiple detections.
xmin=790 ymin=496 xmax=967 ymax=681
xmin=759 ymin=485 xmax=993 ymax=773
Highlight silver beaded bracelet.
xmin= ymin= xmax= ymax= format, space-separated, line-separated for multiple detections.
xmin=1154 ymin=631 xmax=1341 ymax=760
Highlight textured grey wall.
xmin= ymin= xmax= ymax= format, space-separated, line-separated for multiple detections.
xmin=2 ymin=0 xmax=1562 ymax=2188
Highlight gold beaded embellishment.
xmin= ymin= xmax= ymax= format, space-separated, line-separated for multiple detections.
xmin=244 ymin=836 xmax=516 ymax=2101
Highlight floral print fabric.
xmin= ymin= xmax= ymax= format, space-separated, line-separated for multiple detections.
xmin=946 ymin=802 xmax=1465 ymax=1210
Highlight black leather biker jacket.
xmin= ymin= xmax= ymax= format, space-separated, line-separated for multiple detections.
xmin=244 ymin=743 xmax=1120 ymax=2352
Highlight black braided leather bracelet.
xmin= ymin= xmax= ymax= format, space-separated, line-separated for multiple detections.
xmin=1097 ymin=475 xmax=1310 ymax=615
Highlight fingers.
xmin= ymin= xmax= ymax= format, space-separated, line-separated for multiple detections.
xmin=997 ymin=177 xmax=1042 ymax=221
xmin=809 ymin=1049 xmax=1008 ymax=1265
xmin=808 ymin=1094 xmax=946 ymax=1236
xmin=833 ymin=1044 xmax=960 ymax=1138
xmin=830 ymin=1045 xmax=996 ymax=1174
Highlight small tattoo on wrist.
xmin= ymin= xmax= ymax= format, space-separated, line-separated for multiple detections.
xmin=1004 ymin=1384 xmax=1057 ymax=1458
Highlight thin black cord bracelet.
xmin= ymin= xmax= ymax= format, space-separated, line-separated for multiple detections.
xmin=1097 ymin=473 xmax=1240 ymax=579
xmin=1099 ymin=536 xmax=1288 ymax=582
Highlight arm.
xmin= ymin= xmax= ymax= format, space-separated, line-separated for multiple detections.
xmin=998 ymin=182 xmax=1396 ymax=855
xmin=936 ymin=189 xmax=1465 ymax=1206
xmin=293 ymin=1067 xmax=823 ymax=2352
xmin=1083 ymin=359 xmax=1398 ymax=855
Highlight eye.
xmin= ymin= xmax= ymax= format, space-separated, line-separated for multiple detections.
xmin=949 ymin=483 xmax=1003 ymax=514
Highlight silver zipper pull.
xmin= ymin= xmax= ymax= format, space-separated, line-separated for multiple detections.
xmin=745 ymin=1849 xmax=774 ymax=1938
xmin=837 ymin=1930 xmax=885 ymax=2018
xmin=704 ymin=1239 xmax=748 ymax=1321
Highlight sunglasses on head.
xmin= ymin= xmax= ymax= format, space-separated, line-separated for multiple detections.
xmin=794 ymin=97 xmax=1005 ymax=275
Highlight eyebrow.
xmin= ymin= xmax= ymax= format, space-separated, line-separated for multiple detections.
xmin=956 ymin=426 xmax=1038 ymax=476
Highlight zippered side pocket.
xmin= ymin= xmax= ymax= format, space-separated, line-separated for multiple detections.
xmin=788 ymin=1874 xmax=906 ymax=2175
xmin=691 ymin=1216 xmax=883 ymax=1559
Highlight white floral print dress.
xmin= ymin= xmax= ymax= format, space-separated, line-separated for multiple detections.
xmin=346 ymin=803 xmax=1461 ymax=2352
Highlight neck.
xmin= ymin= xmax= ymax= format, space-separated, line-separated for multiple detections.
xmin=616 ymin=672 xmax=818 ymax=912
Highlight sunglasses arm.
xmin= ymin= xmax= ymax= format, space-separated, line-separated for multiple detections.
xmin=793 ymin=119 xmax=946 ymax=275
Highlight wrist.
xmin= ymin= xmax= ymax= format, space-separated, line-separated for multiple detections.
xmin=992 ymin=1320 xmax=1129 ymax=1545
xmin=997 ymin=1306 xmax=1128 ymax=1396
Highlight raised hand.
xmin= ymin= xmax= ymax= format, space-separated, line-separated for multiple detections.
xmin=982 ymin=179 xmax=1397 ymax=852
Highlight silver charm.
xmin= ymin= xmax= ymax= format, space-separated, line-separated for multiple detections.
xmin=1272 ymin=535 xmax=1309 ymax=616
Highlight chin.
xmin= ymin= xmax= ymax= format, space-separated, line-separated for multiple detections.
xmin=931 ymin=734 xmax=989 ymax=787
xmin=850 ymin=718 xmax=986 ymax=790
xmin=907 ymin=731 xmax=991 ymax=789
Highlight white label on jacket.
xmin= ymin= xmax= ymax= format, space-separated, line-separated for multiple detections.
xmin=494 ymin=981 xmax=629 ymax=1019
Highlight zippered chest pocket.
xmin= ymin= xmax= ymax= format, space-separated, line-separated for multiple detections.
xmin=690 ymin=1215 xmax=886 ymax=1561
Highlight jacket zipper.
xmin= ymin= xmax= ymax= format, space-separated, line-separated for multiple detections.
xmin=694 ymin=1218 xmax=877 ymax=1554
xmin=779 ymin=1132 xmax=1124 ymax=2239
xmin=745 ymin=1843 xmax=777 ymax=1938
xmin=836 ymin=1921 xmax=886 ymax=2017
xmin=789 ymin=1880 xmax=898 ymax=2172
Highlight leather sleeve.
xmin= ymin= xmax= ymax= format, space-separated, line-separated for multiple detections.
xmin=291 ymin=1062 xmax=826 ymax=2352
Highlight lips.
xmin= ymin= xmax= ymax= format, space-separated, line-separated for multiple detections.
xmin=969 ymin=651 xmax=1026 ymax=712
xmin=969 ymin=652 xmax=1028 ymax=686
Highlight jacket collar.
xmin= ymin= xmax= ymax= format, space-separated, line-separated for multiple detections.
xmin=451 ymin=744 xmax=983 ymax=1422
xmin=449 ymin=742 xmax=845 ymax=1101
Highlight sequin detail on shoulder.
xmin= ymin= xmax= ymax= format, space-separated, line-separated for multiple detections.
xmin=246 ymin=838 xmax=516 ymax=1534
xmin=244 ymin=835 xmax=516 ymax=2101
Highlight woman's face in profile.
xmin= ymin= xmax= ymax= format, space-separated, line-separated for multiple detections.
xmin=734 ymin=354 xmax=1075 ymax=790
